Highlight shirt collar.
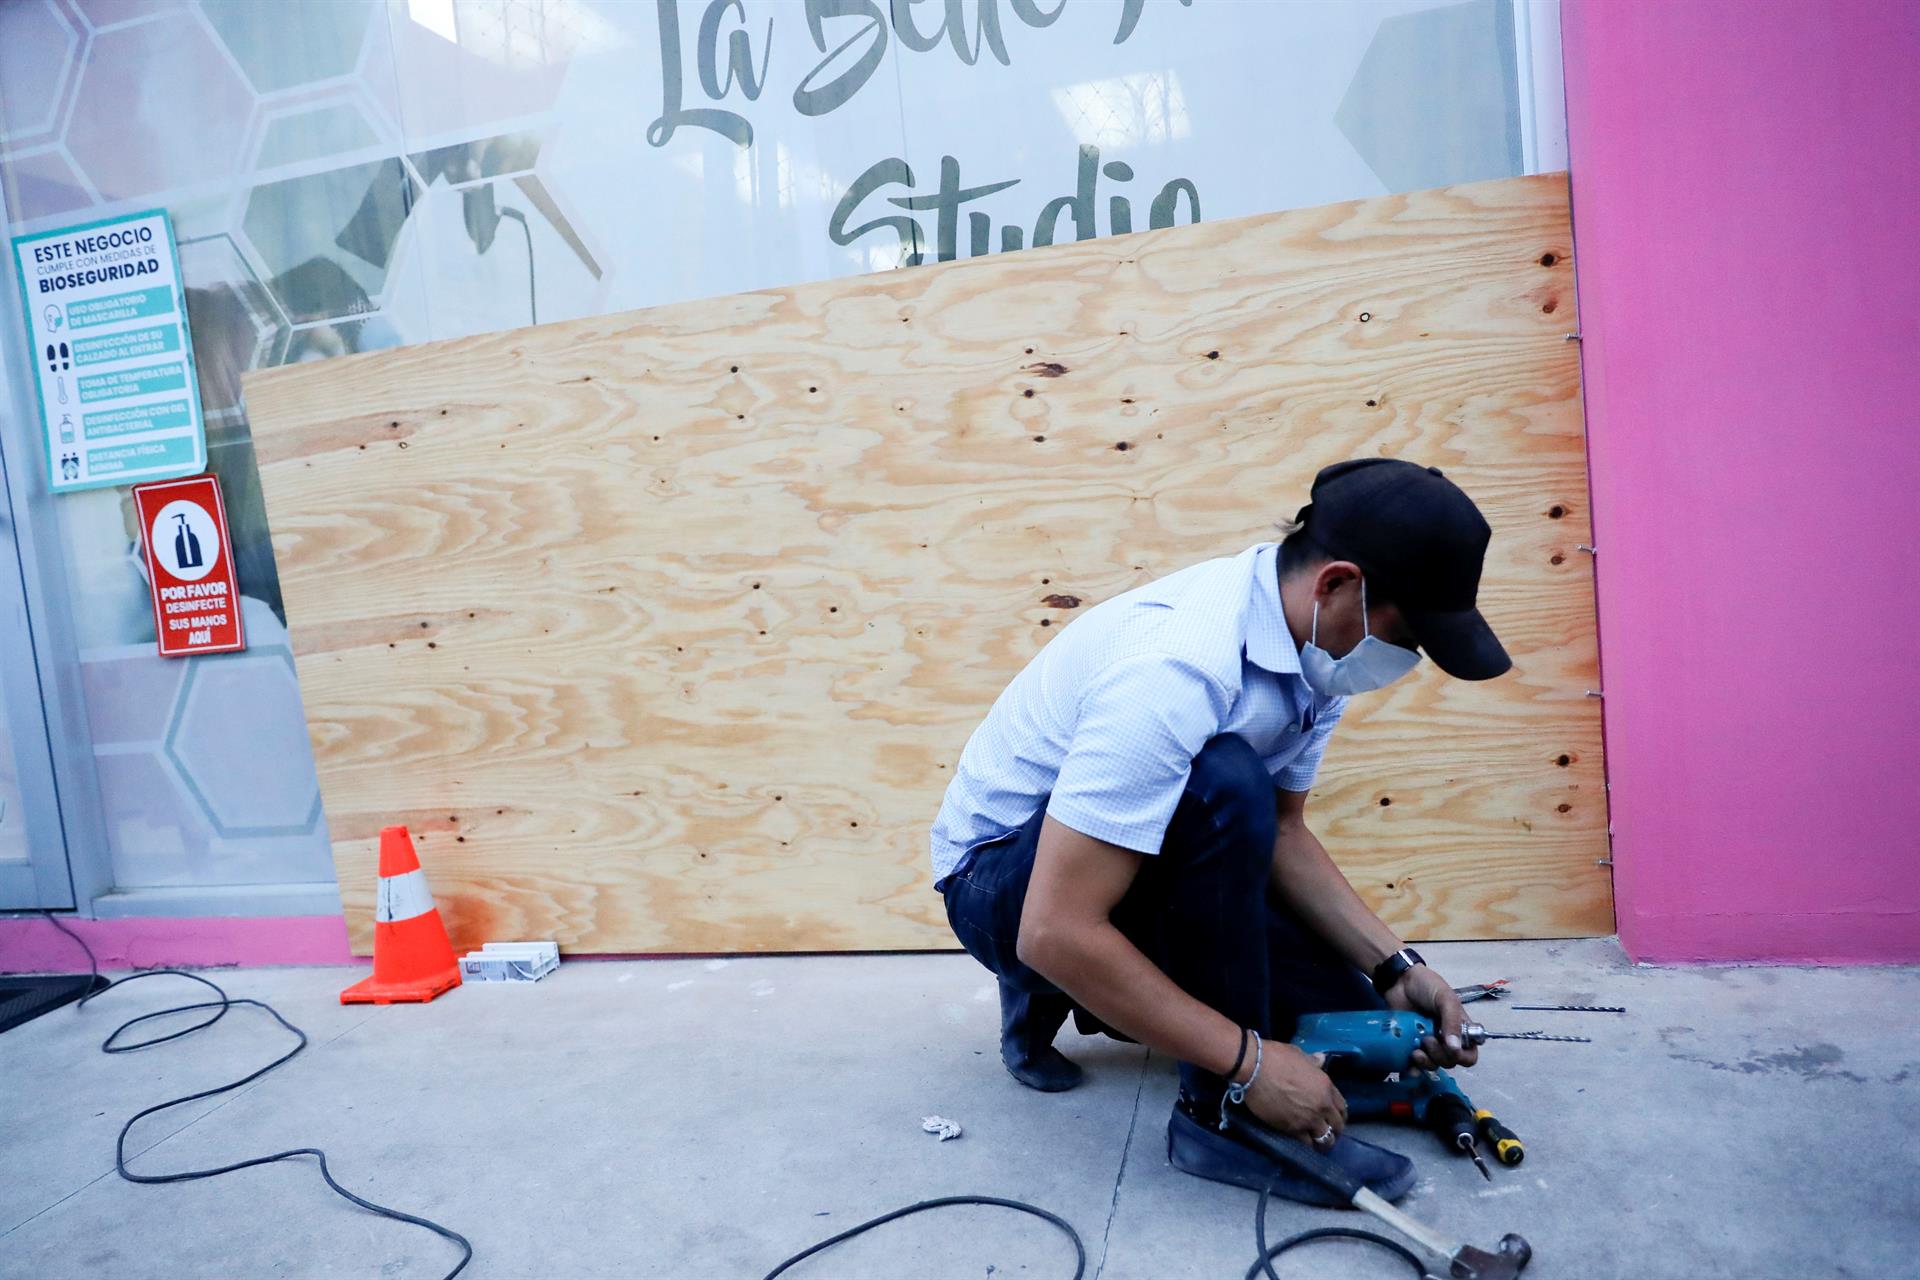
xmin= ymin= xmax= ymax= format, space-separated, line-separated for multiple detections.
xmin=1244 ymin=542 xmax=1302 ymax=675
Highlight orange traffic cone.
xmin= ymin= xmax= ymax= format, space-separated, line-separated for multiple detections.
xmin=340 ymin=826 xmax=462 ymax=1005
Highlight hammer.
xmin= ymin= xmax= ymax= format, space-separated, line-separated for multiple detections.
xmin=1225 ymin=1112 xmax=1534 ymax=1279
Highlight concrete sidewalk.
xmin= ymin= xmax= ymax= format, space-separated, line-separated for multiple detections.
xmin=1 ymin=939 xmax=1916 ymax=1279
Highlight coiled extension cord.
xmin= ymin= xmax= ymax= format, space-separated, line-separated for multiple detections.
xmin=37 ymin=913 xmax=472 ymax=1279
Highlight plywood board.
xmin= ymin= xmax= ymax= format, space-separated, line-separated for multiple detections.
xmin=246 ymin=172 xmax=1608 ymax=955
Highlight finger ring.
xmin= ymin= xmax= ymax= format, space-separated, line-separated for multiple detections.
xmin=1317 ymin=1126 xmax=1335 ymax=1145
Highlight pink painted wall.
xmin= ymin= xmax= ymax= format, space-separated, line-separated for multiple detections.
xmin=1562 ymin=0 xmax=1920 ymax=962
xmin=0 ymin=915 xmax=353 ymax=974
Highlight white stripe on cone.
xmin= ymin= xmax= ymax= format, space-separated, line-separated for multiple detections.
xmin=376 ymin=868 xmax=436 ymax=923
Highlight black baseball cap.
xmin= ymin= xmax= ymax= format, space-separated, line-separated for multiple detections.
xmin=1293 ymin=458 xmax=1511 ymax=681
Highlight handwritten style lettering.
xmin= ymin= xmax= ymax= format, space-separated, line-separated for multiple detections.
xmin=831 ymin=146 xmax=1201 ymax=264
xmin=645 ymin=0 xmax=1205 ymax=257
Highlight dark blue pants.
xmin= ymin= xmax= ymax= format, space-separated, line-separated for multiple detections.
xmin=941 ymin=734 xmax=1384 ymax=1107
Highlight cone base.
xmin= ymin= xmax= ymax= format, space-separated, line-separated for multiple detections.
xmin=340 ymin=966 xmax=461 ymax=1005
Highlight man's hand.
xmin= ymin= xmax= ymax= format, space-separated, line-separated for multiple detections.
xmin=1244 ymin=1041 xmax=1348 ymax=1147
xmin=1385 ymin=967 xmax=1480 ymax=1070
xmin=1267 ymin=800 xmax=1478 ymax=1073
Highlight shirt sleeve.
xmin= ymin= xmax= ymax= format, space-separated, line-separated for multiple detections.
xmin=1275 ymin=695 xmax=1347 ymax=793
xmin=1046 ymin=655 xmax=1232 ymax=855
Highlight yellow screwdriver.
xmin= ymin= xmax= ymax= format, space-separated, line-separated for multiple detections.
xmin=1474 ymin=1109 xmax=1526 ymax=1167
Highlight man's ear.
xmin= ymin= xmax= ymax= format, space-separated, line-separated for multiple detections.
xmin=1312 ymin=560 xmax=1363 ymax=603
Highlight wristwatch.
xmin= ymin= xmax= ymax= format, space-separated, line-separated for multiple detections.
xmin=1370 ymin=947 xmax=1425 ymax=995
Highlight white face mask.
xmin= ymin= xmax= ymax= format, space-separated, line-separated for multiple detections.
xmin=1300 ymin=577 xmax=1422 ymax=697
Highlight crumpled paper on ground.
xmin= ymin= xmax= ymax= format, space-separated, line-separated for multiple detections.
xmin=920 ymin=1115 xmax=963 ymax=1141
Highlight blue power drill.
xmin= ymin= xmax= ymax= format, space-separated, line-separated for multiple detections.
xmin=1291 ymin=1011 xmax=1525 ymax=1179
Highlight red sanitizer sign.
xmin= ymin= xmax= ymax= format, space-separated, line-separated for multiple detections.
xmin=133 ymin=474 xmax=245 ymax=657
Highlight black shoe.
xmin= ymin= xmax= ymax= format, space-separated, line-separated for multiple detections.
xmin=1166 ymin=1095 xmax=1416 ymax=1208
xmin=998 ymin=981 xmax=1083 ymax=1092
xmin=1071 ymin=1004 xmax=1139 ymax=1044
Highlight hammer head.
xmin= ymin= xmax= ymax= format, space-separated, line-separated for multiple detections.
xmin=1449 ymin=1233 xmax=1533 ymax=1279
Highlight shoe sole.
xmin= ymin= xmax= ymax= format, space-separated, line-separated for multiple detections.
xmin=1165 ymin=1109 xmax=1416 ymax=1207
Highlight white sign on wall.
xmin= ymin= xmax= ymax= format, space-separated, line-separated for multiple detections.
xmin=10 ymin=209 xmax=207 ymax=493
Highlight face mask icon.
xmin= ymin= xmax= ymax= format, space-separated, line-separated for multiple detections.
xmin=43 ymin=304 xmax=62 ymax=332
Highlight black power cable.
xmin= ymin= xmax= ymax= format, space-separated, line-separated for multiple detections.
xmin=760 ymin=1194 xmax=1086 ymax=1280
xmin=1250 ymin=1176 xmax=1427 ymax=1280
xmin=755 ymin=1170 xmax=1430 ymax=1280
xmin=36 ymin=912 xmax=473 ymax=1279
xmin=757 ymin=1158 xmax=1433 ymax=1280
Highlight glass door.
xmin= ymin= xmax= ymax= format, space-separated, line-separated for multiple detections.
xmin=0 ymin=399 xmax=72 ymax=909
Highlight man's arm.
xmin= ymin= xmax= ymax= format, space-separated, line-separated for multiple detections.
xmin=1018 ymin=815 xmax=1245 ymax=1077
xmin=1270 ymin=787 xmax=1401 ymax=972
xmin=1017 ymin=814 xmax=1350 ymax=1143
xmin=1271 ymin=788 xmax=1479 ymax=1070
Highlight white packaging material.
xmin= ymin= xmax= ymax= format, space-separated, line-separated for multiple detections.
xmin=920 ymin=1115 xmax=963 ymax=1141
xmin=459 ymin=940 xmax=560 ymax=982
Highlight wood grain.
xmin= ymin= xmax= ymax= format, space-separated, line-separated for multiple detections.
xmin=245 ymin=172 xmax=1609 ymax=955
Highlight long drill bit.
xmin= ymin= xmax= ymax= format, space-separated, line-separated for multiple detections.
xmin=1462 ymin=1022 xmax=1591 ymax=1045
xmin=1479 ymin=1030 xmax=1592 ymax=1044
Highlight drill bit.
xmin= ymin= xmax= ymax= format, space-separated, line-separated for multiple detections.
xmin=1480 ymin=1030 xmax=1592 ymax=1043
xmin=1462 ymin=1021 xmax=1591 ymax=1044
xmin=1509 ymin=1004 xmax=1625 ymax=1014
xmin=1455 ymin=1133 xmax=1493 ymax=1181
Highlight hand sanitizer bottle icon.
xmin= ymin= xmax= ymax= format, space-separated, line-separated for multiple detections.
xmin=173 ymin=513 xmax=204 ymax=570
xmin=58 ymin=414 xmax=74 ymax=444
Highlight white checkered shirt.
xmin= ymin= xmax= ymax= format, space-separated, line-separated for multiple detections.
xmin=930 ymin=542 xmax=1347 ymax=884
